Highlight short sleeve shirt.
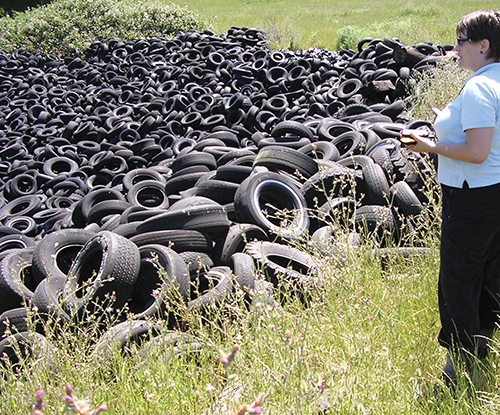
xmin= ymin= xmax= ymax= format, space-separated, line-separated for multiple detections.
xmin=434 ymin=63 xmax=500 ymax=188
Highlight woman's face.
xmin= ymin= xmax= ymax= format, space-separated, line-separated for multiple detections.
xmin=453 ymin=32 xmax=489 ymax=72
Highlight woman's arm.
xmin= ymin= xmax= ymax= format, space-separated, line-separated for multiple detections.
xmin=409 ymin=127 xmax=494 ymax=164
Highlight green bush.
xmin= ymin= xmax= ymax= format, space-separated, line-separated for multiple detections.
xmin=336 ymin=25 xmax=364 ymax=50
xmin=0 ymin=0 xmax=208 ymax=55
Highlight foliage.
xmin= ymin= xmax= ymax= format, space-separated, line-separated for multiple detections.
xmin=336 ymin=25 xmax=363 ymax=50
xmin=0 ymin=0 xmax=208 ymax=55
xmin=409 ymin=59 xmax=469 ymax=121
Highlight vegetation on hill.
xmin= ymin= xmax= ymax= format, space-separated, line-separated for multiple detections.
xmin=0 ymin=0 xmax=208 ymax=55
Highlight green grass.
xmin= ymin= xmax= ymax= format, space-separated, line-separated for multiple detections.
xmin=3 ymin=222 xmax=500 ymax=414
xmin=174 ymin=0 xmax=499 ymax=50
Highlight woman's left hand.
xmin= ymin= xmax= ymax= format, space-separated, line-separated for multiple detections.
xmin=406 ymin=132 xmax=437 ymax=153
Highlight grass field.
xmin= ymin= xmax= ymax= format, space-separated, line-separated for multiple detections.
xmin=175 ymin=0 xmax=500 ymax=50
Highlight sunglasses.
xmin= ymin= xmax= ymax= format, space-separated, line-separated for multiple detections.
xmin=456 ymin=37 xmax=471 ymax=45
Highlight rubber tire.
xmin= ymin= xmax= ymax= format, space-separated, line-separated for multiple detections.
xmin=253 ymin=145 xmax=319 ymax=180
xmin=213 ymin=223 xmax=269 ymax=266
xmin=128 ymin=245 xmax=189 ymax=319
xmin=63 ymin=231 xmax=141 ymax=317
xmin=136 ymin=204 xmax=231 ymax=237
xmin=188 ymin=266 xmax=234 ymax=313
xmin=234 ymin=171 xmax=310 ymax=240
xmin=244 ymin=241 xmax=319 ymax=288
xmin=0 ymin=248 xmax=38 ymax=314
xmin=32 ymin=228 xmax=97 ymax=284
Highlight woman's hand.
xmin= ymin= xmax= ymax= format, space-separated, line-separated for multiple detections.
xmin=406 ymin=127 xmax=494 ymax=164
xmin=406 ymin=132 xmax=437 ymax=153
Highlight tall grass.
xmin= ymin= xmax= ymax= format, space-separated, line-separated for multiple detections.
xmin=3 ymin=206 xmax=500 ymax=414
xmin=409 ymin=59 xmax=469 ymax=121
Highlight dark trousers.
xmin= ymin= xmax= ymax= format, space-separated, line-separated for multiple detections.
xmin=438 ymin=182 xmax=500 ymax=353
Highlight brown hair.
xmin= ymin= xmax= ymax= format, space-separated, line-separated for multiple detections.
xmin=457 ymin=10 xmax=500 ymax=61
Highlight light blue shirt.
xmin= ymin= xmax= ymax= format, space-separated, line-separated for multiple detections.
xmin=435 ymin=62 xmax=500 ymax=188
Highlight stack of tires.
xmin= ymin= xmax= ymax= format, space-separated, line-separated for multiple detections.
xmin=0 ymin=28 xmax=442 ymax=360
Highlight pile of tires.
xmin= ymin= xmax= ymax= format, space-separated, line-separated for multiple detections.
xmin=0 ymin=28 xmax=443 ymax=358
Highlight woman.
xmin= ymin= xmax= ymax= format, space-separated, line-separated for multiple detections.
xmin=408 ymin=10 xmax=500 ymax=384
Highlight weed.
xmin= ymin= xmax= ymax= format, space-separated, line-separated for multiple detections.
xmin=31 ymin=384 xmax=107 ymax=415
xmin=409 ymin=59 xmax=468 ymax=121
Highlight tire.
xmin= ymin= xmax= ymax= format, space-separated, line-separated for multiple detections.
xmin=3 ymin=216 xmax=38 ymax=237
xmin=42 ymin=156 xmax=79 ymax=177
xmin=32 ymin=229 xmax=97 ymax=285
xmin=92 ymin=320 xmax=161 ymax=359
xmin=188 ymin=266 xmax=234 ymax=313
xmin=230 ymin=252 xmax=256 ymax=296
xmin=130 ymin=230 xmax=214 ymax=254
xmin=310 ymin=225 xmax=337 ymax=255
xmin=317 ymin=119 xmax=355 ymax=141
xmin=0 ymin=331 xmax=58 ymax=373
xmin=244 ymin=241 xmax=319 ymax=288
xmin=300 ymin=164 xmax=357 ymax=209
xmin=87 ymin=200 xmax=134 ymax=225
xmin=214 ymin=165 xmax=253 ymax=184
xmin=194 ymin=179 xmax=240 ymax=205
xmin=63 ymin=231 xmax=141 ymax=317
xmin=168 ymin=196 xmax=221 ymax=212
xmin=165 ymin=172 xmax=211 ymax=196
xmin=126 ymin=180 xmax=170 ymax=210
xmin=337 ymin=155 xmax=374 ymax=170
xmin=336 ymin=78 xmax=363 ymax=100
xmin=72 ymin=188 xmax=125 ymax=228
xmin=179 ymin=251 xmax=214 ymax=278
xmin=253 ymin=145 xmax=319 ymax=180
xmin=0 ymin=248 xmax=38 ymax=314
xmin=313 ymin=196 xmax=357 ymax=231
xmin=362 ymin=163 xmax=390 ymax=206
xmin=127 ymin=245 xmax=189 ymax=319
xmin=0 ymin=307 xmax=29 ymax=338
xmin=271 ymin=120 xmax=314 ymax=141
xmin=0 ymin=233 xmax=36 ymax=257
xmin=122 ymin=168 xmax=167 ymax=193
xmin=298 ymin=142 xmax=341 ymax=162
xmin=213 ymin=223 xmax=269 ymax=266
xmin=138 ymin=331 xmax=207 ymax=361
xmin=0 ymin=195 xmax=43 ymax=222
xmin=32 ymin=278 xmax=72 ymax=331
xmin=170 ymin=151 xmax=217 ymax=173
xmin=136 ymin=204 xmax=231 ymax=237
xmin=353 ymin=205 xmax=399 ymax=245
xmin=234 ymin=171 xmax=309 ymax=240
xmin=369 ymin=146 xmax=394 ymax=177
xmin=390 ymin=181 xmax=424 ymax=217
xmin=332 ymin=131 xmax=367 ymax=157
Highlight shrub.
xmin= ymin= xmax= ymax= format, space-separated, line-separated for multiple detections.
xmin=336 ymin=25 xmax=363 ymax=50
xmin=0 ymin=0 xmax=208 ymax=55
